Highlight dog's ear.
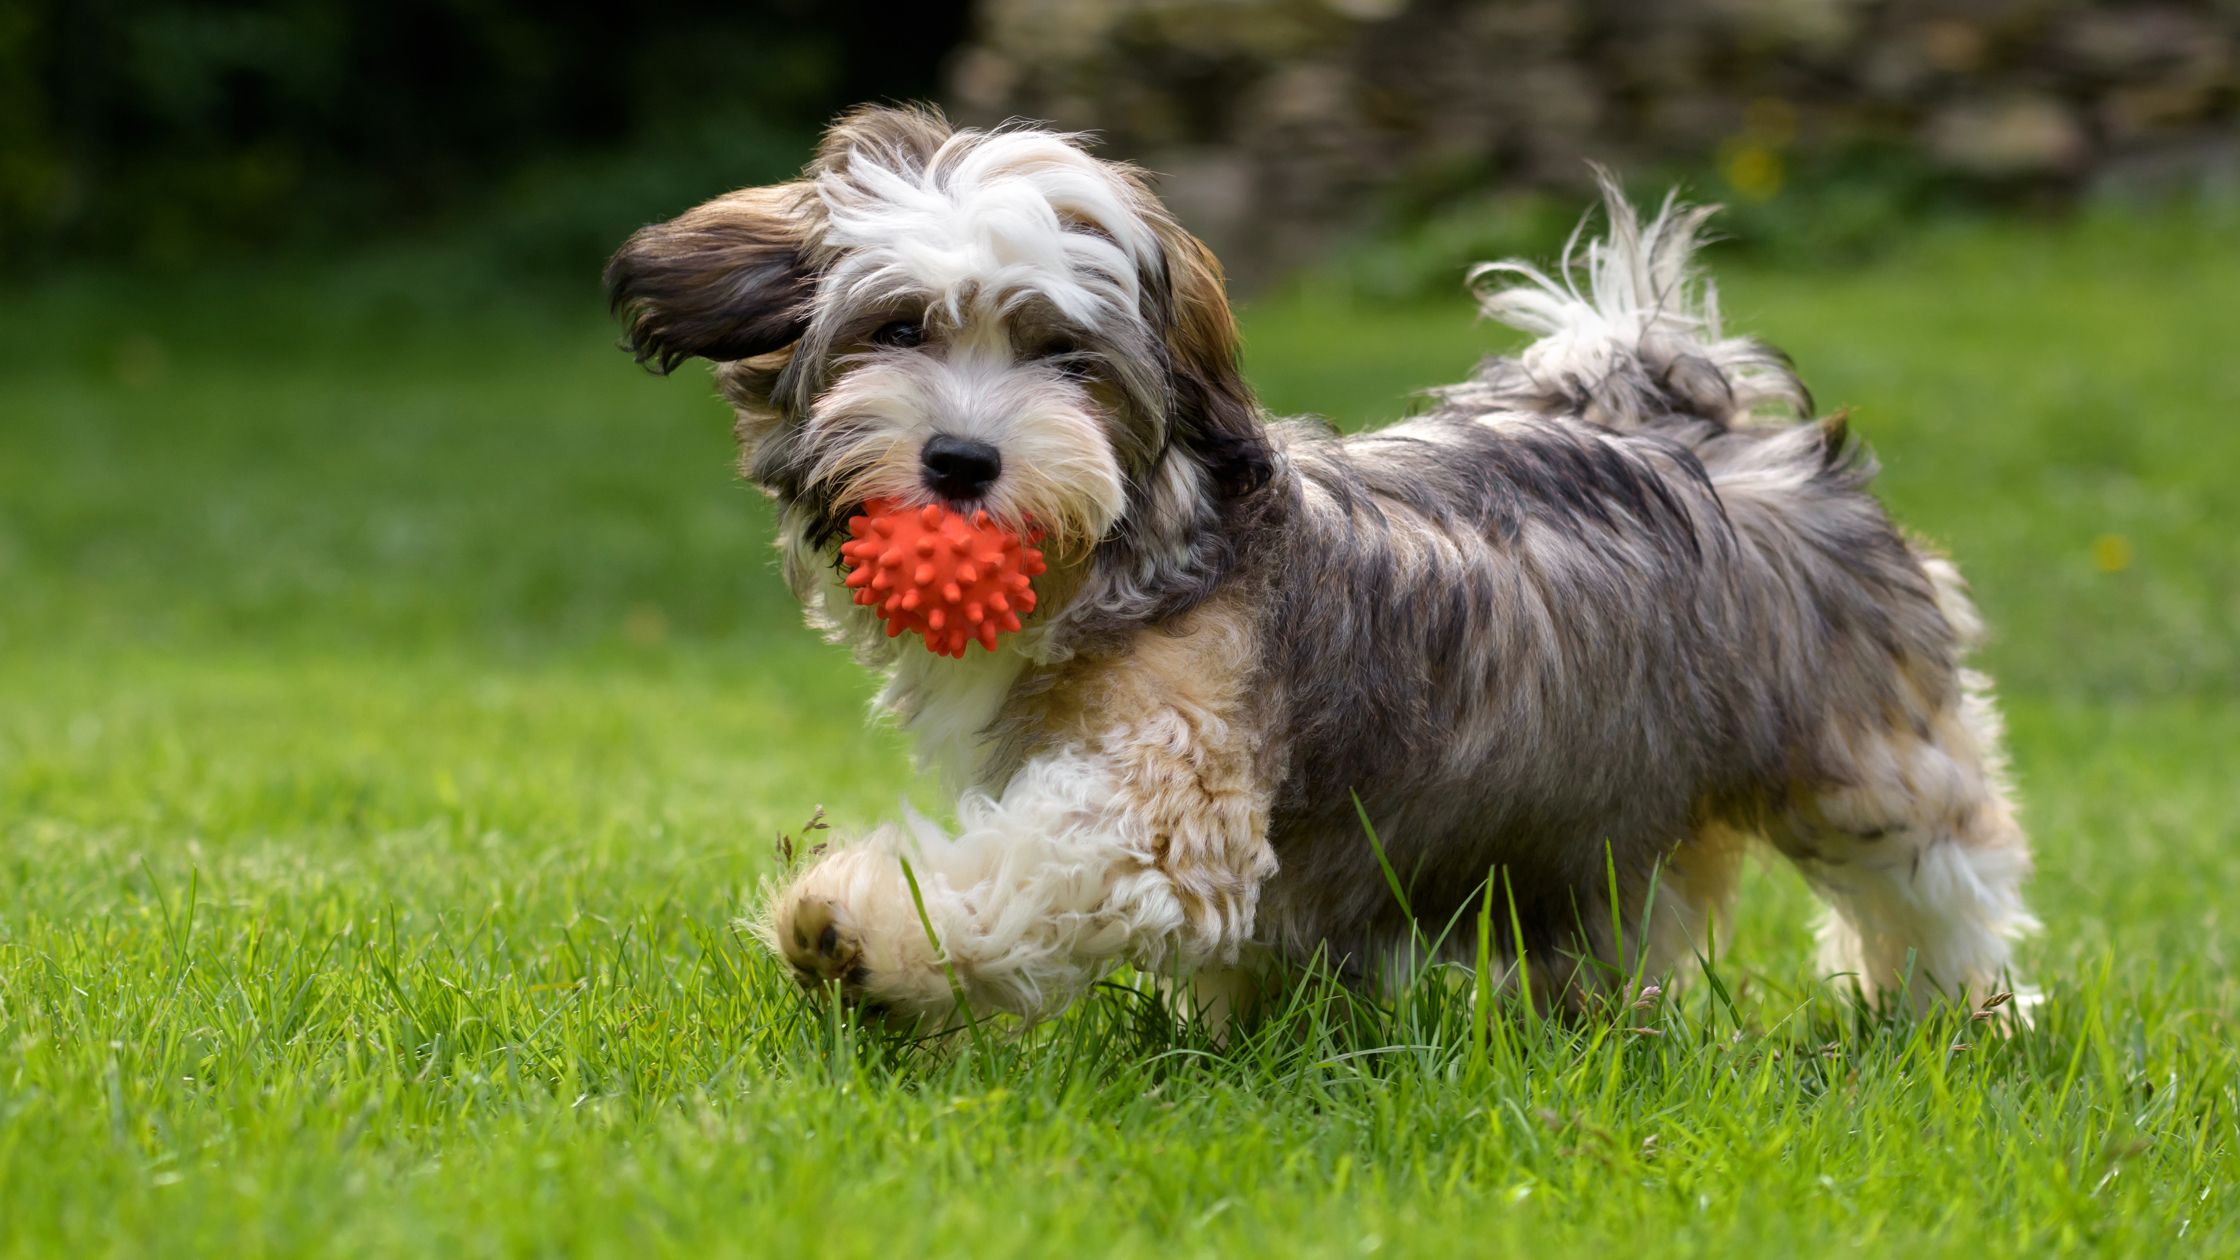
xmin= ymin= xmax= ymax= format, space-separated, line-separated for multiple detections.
xmin=604 ymin=181 xmax=818 ymax=375
xmin=1146 ymin=218 xmax=1273 ymax=501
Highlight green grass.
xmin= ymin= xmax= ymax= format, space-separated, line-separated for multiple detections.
xmin=3 ymin=206 xmax=2237 ymax=1257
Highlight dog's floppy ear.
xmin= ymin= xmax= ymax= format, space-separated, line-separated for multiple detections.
xmin=1147 ymin=220 xmax=1273 ymax=501
xmin=604 ymin=182 xmax=818 ymax=375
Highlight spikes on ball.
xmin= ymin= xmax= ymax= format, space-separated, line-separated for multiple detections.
xmin=838 ymin=499 xmax=1046 ymax=658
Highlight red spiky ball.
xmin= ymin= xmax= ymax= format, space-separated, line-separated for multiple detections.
xmin=838 ymin=499 xmax=1047 ymax=658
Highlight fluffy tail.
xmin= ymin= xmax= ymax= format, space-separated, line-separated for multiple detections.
xmin=1449 ymin=172 xmax=1811 ymax=432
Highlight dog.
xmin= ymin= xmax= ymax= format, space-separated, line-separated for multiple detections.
xmin=605 ymin=105 xmax=2035 ymax=1027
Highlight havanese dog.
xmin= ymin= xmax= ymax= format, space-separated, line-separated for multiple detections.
xmin=605 ymin=105 xmax=2035 ymax=1028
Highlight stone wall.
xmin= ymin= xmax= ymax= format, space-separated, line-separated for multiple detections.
xmin=947 ymin=0 xmax=2240 ymax=282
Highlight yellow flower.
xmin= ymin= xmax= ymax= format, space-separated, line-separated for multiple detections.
xmin=1722 ymin=143 xmax=1784 ymax=203
xmin=2090 ymin=534 xmax=2132 ymax=573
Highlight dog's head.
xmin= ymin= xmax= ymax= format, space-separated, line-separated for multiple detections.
xmin=606 ymin=105 xmax=1272 ymax=655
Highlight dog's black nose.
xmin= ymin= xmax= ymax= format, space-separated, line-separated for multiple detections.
xmin=920 ymin=435 xmax=1003 ymax=500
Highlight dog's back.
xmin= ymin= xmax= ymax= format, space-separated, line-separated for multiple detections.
xmin=1246 ymin=184 xmax=2031 ymax=1000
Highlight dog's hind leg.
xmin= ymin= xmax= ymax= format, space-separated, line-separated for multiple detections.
xmin=1641 ymin=820 xmax=1753 ymax=983
xmin=1772 ymin=571 xmax=2037 ymax=1011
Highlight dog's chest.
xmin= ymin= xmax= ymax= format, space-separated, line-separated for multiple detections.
xmin=879 ymin=645 xmax=1032 ymax=790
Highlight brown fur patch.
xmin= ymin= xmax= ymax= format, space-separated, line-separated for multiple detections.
xmin=1014 ymin=596 xmax=1280 ymax=951
xmin=1138 ymin=206 xmax=1272 ymax=499
xmin=814 ymin=103 xmax=953 ymax=180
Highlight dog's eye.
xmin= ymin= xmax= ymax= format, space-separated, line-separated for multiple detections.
xmin=1035 ymin=338 xmax=1089 ymax=376
xmin=871 ymin=320 xmax=924 ymax=349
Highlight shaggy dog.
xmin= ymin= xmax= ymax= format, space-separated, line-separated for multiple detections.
xmin=605 ymin=105 xmax=2034 ymax=1027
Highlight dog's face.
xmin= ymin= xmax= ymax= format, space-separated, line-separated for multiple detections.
xmin=605 ymin=107 xmax=1271 ymax=647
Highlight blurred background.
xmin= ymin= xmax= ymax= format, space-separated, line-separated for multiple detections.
xmin=7 ymin=0 xmax=2239 ymax=287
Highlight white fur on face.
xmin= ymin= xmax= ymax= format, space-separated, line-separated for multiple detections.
xmin=815 ymin=130 xmax=1160 ymax=329
xmin=778 ymin=129 xmax=1166 ymax=554
xmin=799 ymin=319 xmax=1127 ymax=550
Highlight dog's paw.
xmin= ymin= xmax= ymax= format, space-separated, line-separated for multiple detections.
xmin=764 ymin=840 xmax=958 ymax=1021
xmin=776 ymin=893 xmax=866 ymax=988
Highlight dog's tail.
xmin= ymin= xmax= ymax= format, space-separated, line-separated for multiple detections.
xmin=1444 ymin=171 xmax=1811 ymax=434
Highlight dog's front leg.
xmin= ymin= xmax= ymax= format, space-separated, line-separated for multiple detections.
xmin=766 ymin=700 xmax=1274 ymax=1026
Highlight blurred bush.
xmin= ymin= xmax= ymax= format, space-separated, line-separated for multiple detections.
xmin=0 ymin=0 xmax=969 ymax=276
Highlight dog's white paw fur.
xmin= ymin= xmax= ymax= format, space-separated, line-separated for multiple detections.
xmin=764 ymin=836 xmax=957 ymax=1023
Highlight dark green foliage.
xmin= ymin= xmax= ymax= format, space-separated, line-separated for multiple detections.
xmin=0 ymin=1 xmax=969 ymax=274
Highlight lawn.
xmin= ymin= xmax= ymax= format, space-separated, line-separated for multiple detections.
xmin=2 ymin=207 xmax=2235 ymax=1257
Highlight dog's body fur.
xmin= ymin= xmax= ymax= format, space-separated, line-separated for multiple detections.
xmin=607 ymin=106 xmax=2034 ymax=1025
